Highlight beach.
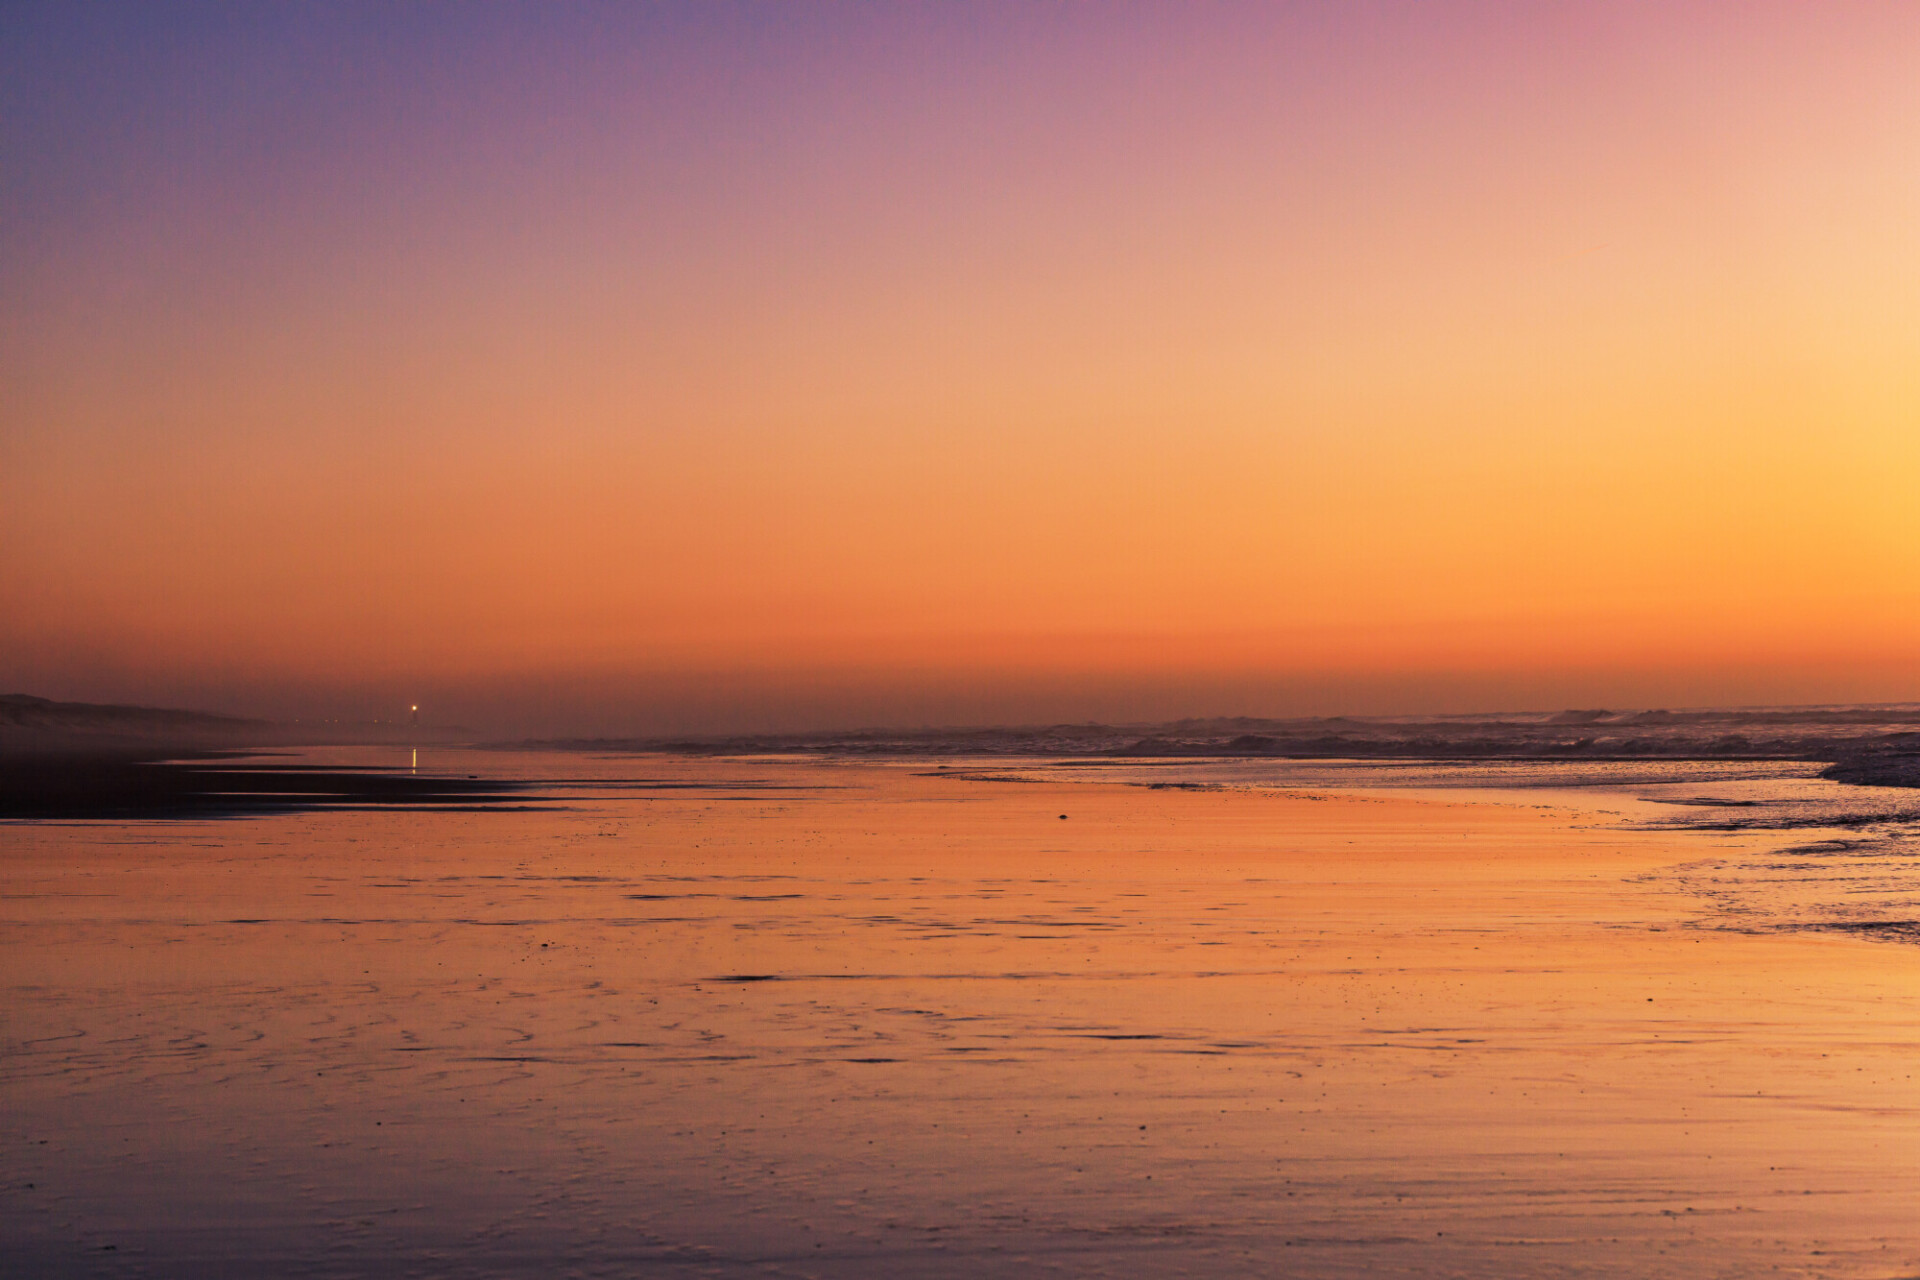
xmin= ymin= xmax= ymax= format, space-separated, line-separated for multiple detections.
xmin=4 ymin=750 xmax=1918 ymax=1277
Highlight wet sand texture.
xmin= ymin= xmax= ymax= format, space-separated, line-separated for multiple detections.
xmin=4 ymin=753 xmax=1918 ymax=1277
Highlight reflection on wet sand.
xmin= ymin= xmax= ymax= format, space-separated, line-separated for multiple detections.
xmin=4 ymin=751 xmax=1918 ymax=1277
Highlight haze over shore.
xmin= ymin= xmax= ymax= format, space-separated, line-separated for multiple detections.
xmin=9 ymin=691 xmax=1918 ymax=789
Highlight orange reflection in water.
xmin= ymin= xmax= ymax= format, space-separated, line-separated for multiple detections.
xmin=3 ymin=752 xmax=1917 ymax=1276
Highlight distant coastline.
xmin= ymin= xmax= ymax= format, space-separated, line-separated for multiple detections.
xmin=0 ymin=695 xmax=529 ymax=819
xmin=491 ymin=705 xmax=1920 ymax=788
xmin=7 ymin=695 xmax=1919 ymax=815
xmin=0 ymin=693 xmax=465 ymax=756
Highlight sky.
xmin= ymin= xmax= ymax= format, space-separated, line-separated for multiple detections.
xmin=4 ymin=2 xmax=1918 ymax=734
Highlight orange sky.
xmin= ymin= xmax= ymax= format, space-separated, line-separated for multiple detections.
xmin=4 ymin=4 xmax=1917 ymax=732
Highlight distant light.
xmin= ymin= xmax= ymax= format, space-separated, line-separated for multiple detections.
xmin=410 ymin=705 xmax=418 ymax=712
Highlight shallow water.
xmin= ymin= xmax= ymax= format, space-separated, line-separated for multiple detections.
xmin=4 ymin=750 xmax=1918 ymax=1278
xmin=978 ymin=756 xmax=1920 ymax=949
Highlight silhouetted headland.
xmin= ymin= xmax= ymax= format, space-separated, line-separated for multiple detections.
xmin=1 ymin=694 xmax=532 ymax=819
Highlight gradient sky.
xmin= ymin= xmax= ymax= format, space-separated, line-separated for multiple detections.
xmin=5 ymin=2 xmax=1918 ymax=733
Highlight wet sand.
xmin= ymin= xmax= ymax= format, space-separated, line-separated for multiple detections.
xmin=0 ymin=751 xmax=543 ymax=820
xmin=4 ymin=751 xmax=1918 ymax=1277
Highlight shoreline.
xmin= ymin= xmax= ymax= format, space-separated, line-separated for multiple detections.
xmin=6 ymin=753 xmax=1917 ymax=1276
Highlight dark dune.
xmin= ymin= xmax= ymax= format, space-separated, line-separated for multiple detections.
xmin=0 ymin=692 xmax=270 ymax=751
xmin=0 ymin=692 xmax=264 ymax=732
xmin=1 ymin=694 xmax=523 ymax=819
xmin=0 ymin=692 xmax=465 ymax=754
